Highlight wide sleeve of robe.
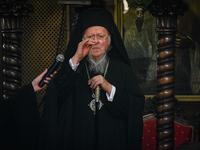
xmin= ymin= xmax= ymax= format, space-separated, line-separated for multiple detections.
xmin=38 ymin=60 xmax=80 ymax=150
xmin=104 ymin=59 xmax=145 ymax=150
xmin=0 ymin=84 xmax=40 ymax=150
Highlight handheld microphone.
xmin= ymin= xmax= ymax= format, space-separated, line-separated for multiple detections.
xmin=38 ymin=54 xmax=65 ymax=87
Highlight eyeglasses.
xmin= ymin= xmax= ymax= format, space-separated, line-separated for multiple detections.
xmin=84 ymin=34 xmax=109 ymax=41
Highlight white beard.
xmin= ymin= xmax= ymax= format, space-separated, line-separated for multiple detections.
xmin=86 ymin=54 xmax=108 ymax=74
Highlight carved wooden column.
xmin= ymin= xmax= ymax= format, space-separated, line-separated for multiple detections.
xmin=0 ymin=1 xmax=34 ymax=100
xmin=149 ymin=1 xmax=188 ymax=149
xmin=0 ymin=22 xmax=2 ymax=101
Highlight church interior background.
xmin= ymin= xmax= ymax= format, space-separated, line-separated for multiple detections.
xmin=1 ymin=0 xmax=200 ymax=144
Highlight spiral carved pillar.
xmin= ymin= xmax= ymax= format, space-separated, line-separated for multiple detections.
xmin=156 ymin=14 xmax=177 ymax=150
xmin=149 ymin=1 xmax=188 ymax=150
xmin=0 ymin=2 xmax=33 ymax=100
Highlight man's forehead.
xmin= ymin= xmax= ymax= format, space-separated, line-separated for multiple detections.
xmin=84 ymin=26 xmax=108 ymax=34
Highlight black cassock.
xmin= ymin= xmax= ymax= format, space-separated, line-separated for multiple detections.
xmin=0 ymin=57 xmax=144 ymax=150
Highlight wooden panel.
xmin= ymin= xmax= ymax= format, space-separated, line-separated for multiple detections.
xmin=0 ymin=23 xmax=2 ymax=101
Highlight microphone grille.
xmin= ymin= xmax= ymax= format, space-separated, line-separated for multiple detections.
xmin=56 ymin=54 xmax=65 ymax=62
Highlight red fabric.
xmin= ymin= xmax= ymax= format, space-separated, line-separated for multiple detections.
xmin=174 ymin=121 xmax=193 ymax=148
xmin=142 ymin=119 xmax=157 ymax=150
xmin=142 ymin=119 xmax=193 ymax=150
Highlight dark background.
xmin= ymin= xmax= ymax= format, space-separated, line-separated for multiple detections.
xmin=124 ymin=0 xmax=200 ymax=96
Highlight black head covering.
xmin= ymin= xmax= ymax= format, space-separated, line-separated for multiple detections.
xmin=64 ymin=7 xmax=131 ymax=67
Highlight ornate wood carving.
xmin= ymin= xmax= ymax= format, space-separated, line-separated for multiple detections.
xmin=0 ymin=2 xmax=33 ymax=100
xmin=149 ymin=1 xmax=188 ymax=149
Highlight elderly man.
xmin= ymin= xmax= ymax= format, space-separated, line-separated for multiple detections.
xmin=1 ymin=7 xmax=144 ymax=150
xmin=40 ymin=7 xmax=145 ymax=150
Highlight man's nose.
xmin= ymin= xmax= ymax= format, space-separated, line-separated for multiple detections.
xmin=92 ymin=35 xmax=99 ymax=43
